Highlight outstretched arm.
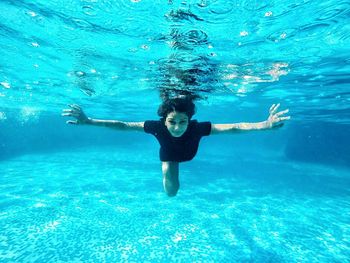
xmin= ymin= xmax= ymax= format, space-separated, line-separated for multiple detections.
xmin=61 ymin=104 xmax=144 ymax=131
xmin=211 ymin=103 xmax=290 ymax=135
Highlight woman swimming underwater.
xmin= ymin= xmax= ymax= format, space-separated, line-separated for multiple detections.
xmin=62 ymin=97 xmax=290 ymax=197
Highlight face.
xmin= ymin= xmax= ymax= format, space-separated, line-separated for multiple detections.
xmin=164 ymin=111 xmax=189 ymax=137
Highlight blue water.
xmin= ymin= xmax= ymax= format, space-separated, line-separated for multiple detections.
xmin=1 ymin=0 xmax=350 ymax=262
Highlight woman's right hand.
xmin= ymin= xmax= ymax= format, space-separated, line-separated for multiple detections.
xmin=62 ymin=104 xmax=90 ymax=125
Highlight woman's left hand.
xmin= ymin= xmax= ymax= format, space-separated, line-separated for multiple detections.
xmin=265 ymin=103 xmax=291 ymax=128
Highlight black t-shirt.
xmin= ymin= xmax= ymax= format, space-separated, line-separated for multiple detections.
xmin=144 ymin=119 xmax=211 ymax=162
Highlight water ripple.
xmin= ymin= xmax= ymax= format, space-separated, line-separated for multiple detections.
xmin=316 ymin=1 xmax=350 ymax=21
xmin=170 ymin=29 xmax=209 ymax=50
xmin=208 ymin=1 xmax=233 ymax=15
xmin=0 ymin=0 xmax=349 ymax=123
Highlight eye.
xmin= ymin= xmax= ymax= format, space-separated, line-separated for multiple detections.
xmin=180 ymin=121 xmax=187 ymax=124
xmin=168 ymin=121 xmax=175 ymax=125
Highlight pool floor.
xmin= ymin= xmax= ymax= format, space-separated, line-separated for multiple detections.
xmin=0 ymin=148 xmax=349 ymax=262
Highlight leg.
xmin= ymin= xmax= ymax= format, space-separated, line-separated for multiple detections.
xmin=162 ymin=161 xmax=179 ymax=197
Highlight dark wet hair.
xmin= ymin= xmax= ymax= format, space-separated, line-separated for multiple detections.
xmin=157 ymin=97 xmax=196 ymax=119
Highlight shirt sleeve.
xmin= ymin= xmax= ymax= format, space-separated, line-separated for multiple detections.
xmin=143 ymin=120 xmax=160 ymax=134
xmin=197 ymin=121 xmax=212 ymax=136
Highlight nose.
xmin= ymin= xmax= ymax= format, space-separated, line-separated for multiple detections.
xmin=175 ymin=122 xmax=185 ymax=129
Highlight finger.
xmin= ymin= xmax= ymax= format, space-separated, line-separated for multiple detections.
xmin=276 ymin=109 xmax=289 ymax=117
xmin=269 ymin=104 xmax=276 ymax=113
xmin=64 ymin=108 xmax=80 ymax=114
xmin=272 ymin=103 xmax=280 ymax=114
xmin=280 ymin=116 xmax=291 ymax=121
xmin=68 ymin=104 xmax=81 ymax=110
xmin=72 ymin=104 xmax=81 ymax=110
xmin=62 ymin=112 xmax=79 ymax=118
xmin=66 ymin=120 xmax=78 ymax=125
